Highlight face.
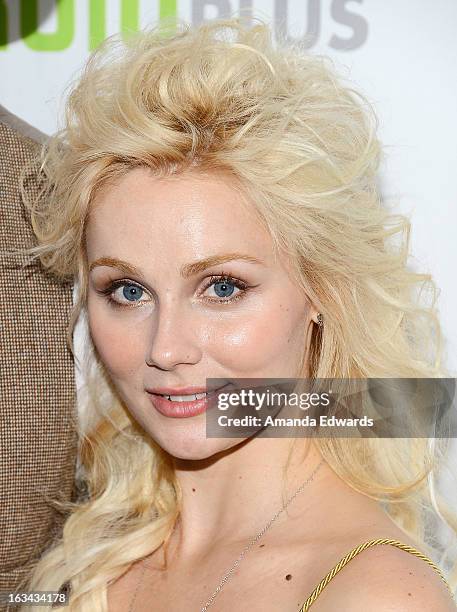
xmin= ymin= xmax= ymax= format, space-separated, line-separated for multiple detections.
xmin=85 ymin=167 xmax=318 ymax=460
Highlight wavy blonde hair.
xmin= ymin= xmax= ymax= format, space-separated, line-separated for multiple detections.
xmin=9 ymin=15 xmax=457 ymax=611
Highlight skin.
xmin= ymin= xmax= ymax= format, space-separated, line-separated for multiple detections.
xmin=84 ymin=167 xmax=455 ymax=611
xmin=86 ymin=166 xmax=317 ymax=463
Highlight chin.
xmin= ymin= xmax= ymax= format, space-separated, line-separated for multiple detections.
xmin=154 ymin=432 xmax=244 ymax=462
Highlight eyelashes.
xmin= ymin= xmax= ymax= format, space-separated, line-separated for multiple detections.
xmin=95 ymin=271 xmax=254 ymax=310
xmin=201 ymin=274 xmax=250 ymax=304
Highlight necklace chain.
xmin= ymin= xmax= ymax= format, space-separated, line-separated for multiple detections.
xmin=129 ymin=458 xmax=325 ymax=612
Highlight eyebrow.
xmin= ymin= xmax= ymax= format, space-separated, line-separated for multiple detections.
xmin=88 ymin=253 xmax=264 ymax=278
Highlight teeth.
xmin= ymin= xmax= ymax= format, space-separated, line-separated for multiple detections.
xmin=163 ymin=392 xmax=208 ymax=402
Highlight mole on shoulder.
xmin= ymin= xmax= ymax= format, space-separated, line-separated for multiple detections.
xmin=285 ymin=574 xmax=292 ymax=581
xmin=192 ymin=488 xmax=196 ymax=492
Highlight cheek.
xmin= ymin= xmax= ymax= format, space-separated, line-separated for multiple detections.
xmin=86 ymin=301 xmax=146 ymax=379
xmin=210 ymin=302 xmax=306 ymax=372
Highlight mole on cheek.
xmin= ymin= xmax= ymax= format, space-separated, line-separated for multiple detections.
xmin=285 ymin=574 xmax=292 ymax=581
xmin=192 ymin=488 xmax=196 ymax=492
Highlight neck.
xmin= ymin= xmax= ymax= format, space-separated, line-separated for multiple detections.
xmin=167 ymin=438 xmax=335 ymax=561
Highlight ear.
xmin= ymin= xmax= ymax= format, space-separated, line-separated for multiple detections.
xmin=309 ymin=307 xmax=321 ymax=326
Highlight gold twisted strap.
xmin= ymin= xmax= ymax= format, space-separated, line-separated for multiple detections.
xmin=300 ymin=538 xmax=454 ymax=611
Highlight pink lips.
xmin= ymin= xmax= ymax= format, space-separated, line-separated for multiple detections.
xmin=147 ymin=387 xmax=225 ymax=418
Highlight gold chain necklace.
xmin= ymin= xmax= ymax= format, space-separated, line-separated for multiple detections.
xmin=128 ymin=458 xmax=325 ymax=612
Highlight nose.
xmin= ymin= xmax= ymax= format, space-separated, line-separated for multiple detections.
xmin=145 ymin=300 xmax=202 ymax=370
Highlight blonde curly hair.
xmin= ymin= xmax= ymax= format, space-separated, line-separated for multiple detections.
xmin=8 ymin=15 xmax=457 ymax=611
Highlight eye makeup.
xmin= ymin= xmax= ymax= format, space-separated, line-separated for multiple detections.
xmin=93 ymin=269 xmax=258 ymax=309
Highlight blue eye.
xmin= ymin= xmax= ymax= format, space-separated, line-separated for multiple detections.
xmin=212 ymin=280 xmax=235 ymax=298
xmin=98 ymin=274 xmax=252 ymax=309
xmin=122 ymin=284 xmax=143 ymax=302
xmin=98 ymin=281 xmax=150 ymax=308
xmin=202 ymin=274 xmax=250 ymax=304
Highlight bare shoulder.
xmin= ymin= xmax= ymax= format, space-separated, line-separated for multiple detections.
xmin=316 ymin=542 xmax=456 ymax=611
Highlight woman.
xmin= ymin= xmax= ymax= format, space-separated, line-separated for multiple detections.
xmin=14 ymin=16 xmax=457 ymax=611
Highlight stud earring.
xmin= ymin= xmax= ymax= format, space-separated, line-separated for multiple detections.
xmin=316 ymin=313 xmax=324 ymax=328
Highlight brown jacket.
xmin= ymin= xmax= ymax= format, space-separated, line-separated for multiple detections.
xmin=0 ymin=107 xmax=78 ymax=606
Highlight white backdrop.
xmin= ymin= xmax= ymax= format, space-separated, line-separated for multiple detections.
xmin=1 ymin=0 xmax=456 ymax=372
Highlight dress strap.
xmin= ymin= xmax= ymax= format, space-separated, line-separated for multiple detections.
xmin=300 ymin=538 xmax=453 ymax=611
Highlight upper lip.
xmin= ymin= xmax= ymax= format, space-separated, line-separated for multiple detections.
xmin=146 ymin=386 xmax=222 ymax=396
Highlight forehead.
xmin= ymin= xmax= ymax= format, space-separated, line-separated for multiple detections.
xmin=85 ymin=167 xmax=275 ymax=258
